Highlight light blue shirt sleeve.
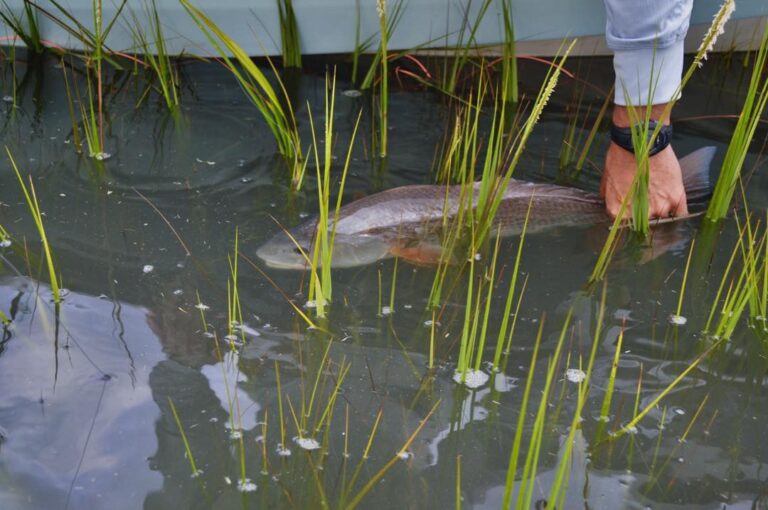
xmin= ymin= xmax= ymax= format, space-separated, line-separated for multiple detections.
xmin=603 ymin=0 xmax=693 ymax=106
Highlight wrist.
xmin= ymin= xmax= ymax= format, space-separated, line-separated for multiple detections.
xmin=612 ymin=104 xmax=672 ymax=128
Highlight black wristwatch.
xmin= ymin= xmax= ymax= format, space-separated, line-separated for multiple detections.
xmin=610 ymin=120 xmax=673 ymax=157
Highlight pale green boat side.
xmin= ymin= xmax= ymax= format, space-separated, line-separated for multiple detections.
xmin=0 ymin=0 xmax=765 ymax=56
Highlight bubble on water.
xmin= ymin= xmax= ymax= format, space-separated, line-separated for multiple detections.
xmin=276 ymin=444 xmax=292 ymax=456
xmin=293 ymin=436 xmax=321 ymax=451
xmin=237 ymin=478 xmax=257 ymax=492
xmin=173 ymin=289 xmax=183 ymax=296
xmin=305 ymin=300 xmax=317 ymax=309
xmin=380 ymin=306 xmax=392 ymax=316
xmin=142 ymin=265 xmax=154 ymax=274
xmin=229 ymin=429 xmax=242 ymax=440
xmin=397 ymin=451 xmax=413 ymax=460
xmin=195 ymin=158 xmax=216 ymax=166
xmin=195 ymin=303 xmax=210 ymax=311
xmin=293 ymin=436 xmax=320 ymax=451
xmin=342 ymin=89 xmax=362 ymax=98
xmin=424 ymin=319 xmax=440 ymax=327
xmin=2 ymin=96 xmax=13 ymax=103
xmin=674 ymin=408 xmax=686 ymax=416
xmin=190 ymin=469 xmax=204 ymax=478
xmin=92 ymin=152 xmax=112 ymax=161
xmin=0 ymin=239 xmax=10 ymax=248
xmin=453 ymin=369 xmax=489 ymax=389
xmin=565 ymin=368 xmax=587 ymax=383
xmin=669 ymin=314 xmax=687 ymax=325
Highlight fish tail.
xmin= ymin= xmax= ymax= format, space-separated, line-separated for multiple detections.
xmin=680 ymin=146 xmax=716 ymax=204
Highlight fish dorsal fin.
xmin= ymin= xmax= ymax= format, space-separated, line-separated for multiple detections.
xmin=680 ymin=146 xmax=716 ymax=203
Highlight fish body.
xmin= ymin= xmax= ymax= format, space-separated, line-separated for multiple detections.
xmin=257 ymin=147 xmax=716 ymax=269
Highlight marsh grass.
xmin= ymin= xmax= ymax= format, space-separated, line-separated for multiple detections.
xmin=167 ymin=397 xmax=203 ymax=478
xmin=670 ymin=239 xmax=696 ymax=325
xmin=226 ymin=230 xmax=246 ymax=347
xmin=704 ymin=212 xmax=768 ymax=338
xmin=6 ymin=148 xmax=61 ymax=310
xmin=127 ymin=0 xmax=179 ymax=109
xmin=443 ymin=0 xmax=494 ymax=95
xmin=572 ymin=86 xmax=612 ymax=176
xmin=78 ymin=66 xmax=108 ymax=158
xmin=31 ymin=0 xmax=127 ymax=67
xmin=0 ymin=227 xmax=9 ymax=325
xmin=359 ymin=0 xmax=406 ymax=90
xmin=0 ymin=0 xmax=43 ymax=53
xmin=60 ymin=58 xmax=83 ymax=153
xmin=499 ymin=0 xmax=517 ymax=104
xmin=472 ymin=41 xmax=574 ymax=251
xmin=374 ymin=0 xmax=389 ymax=157
xmin=707 ymin=21 xmax=768 ymax=221
xmin=501 ymin=309 xmax=572 ymax=508
xmin=428 ymin=44 xmax=572 ymax=310
xmin=277 ymin=0 xmax=301 ymax=68
xmin=181 ymin=0 xmax=303 ymax=185
xmin=306 ymin=73 xmax=362 ymax=317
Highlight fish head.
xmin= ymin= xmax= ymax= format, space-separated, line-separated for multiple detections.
xmin=256 ymin=231 xmax=313 ymax=270
xmin=257 ymin=231 xmax=393 ymax=270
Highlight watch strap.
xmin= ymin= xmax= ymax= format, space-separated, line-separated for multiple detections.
xmin=610 ymin=120 xmax=673 ymax=157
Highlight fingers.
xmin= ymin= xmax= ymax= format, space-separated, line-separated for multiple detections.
xmin=649 ymin=192 xmax=688 ymax=219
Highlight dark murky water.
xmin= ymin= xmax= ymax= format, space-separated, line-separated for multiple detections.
xmin=1 ymin=52 xmax=767 ymax=509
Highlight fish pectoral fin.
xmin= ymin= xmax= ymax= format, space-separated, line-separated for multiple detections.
xmin=390 ymin=240 xmax=454 ymax=266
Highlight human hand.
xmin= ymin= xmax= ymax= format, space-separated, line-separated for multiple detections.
xmin=600 ymin=142 xmax=688 ymax=220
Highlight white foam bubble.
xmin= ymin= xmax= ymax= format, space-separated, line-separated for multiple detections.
xmin=237 ymin=478 xmax=257 ymax=492
xmin=293 ymin=436 xmax=321 ymax=451
xmin=669 ymin=314 xmax=687 ymax=325
xmin=453 ymin=369 xmax=489 ymax=389
xmin=565 ymin=368 xmax=587 ymax=383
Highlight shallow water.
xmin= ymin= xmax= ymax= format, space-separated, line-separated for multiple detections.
xmin=0 ymin=52 xmax=767 ymax=510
